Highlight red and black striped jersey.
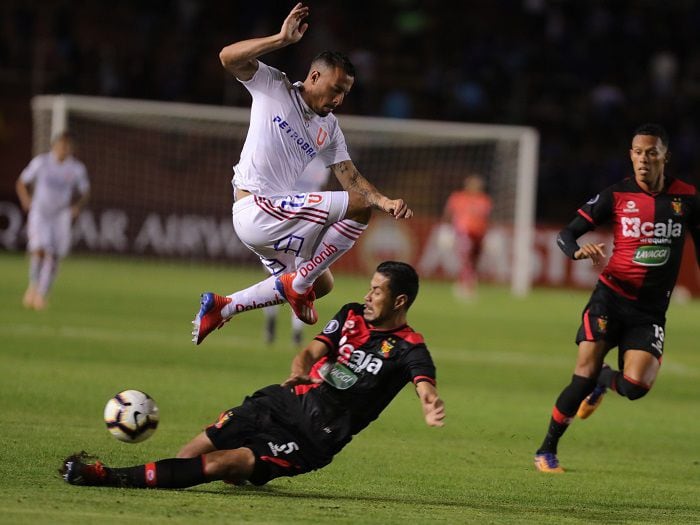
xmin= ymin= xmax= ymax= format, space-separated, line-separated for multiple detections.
xmin=576 ymin=176 xmax=700 ymax=311
xmin=293 ymin=303 xmax=435 ymax=454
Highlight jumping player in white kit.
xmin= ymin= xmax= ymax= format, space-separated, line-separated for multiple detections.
xmin=192 ymin=3 xmax=413 ymax=345
xmin=15 ymin=131 xmax=90 ymax=310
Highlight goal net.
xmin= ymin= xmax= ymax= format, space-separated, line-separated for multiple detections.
xmin=29 ymin=95 xmax=539 ymax=295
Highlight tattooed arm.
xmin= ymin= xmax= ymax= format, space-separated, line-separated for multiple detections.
xmin=330 ymin=160 xmax=413 ymax=219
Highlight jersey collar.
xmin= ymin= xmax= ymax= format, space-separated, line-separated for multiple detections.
xmin=292 ymin=81 xmax=319 ymax=122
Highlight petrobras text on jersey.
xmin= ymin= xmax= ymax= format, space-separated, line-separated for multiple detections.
xmin=273 ymin=116 xmax=317 ymax=158
xmin=621 ymin=218 xmax=682 ymax=239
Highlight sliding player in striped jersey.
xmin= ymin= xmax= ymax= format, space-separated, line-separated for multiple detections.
xmin=62 ymin=262 xmax=444 ymax=489
xmin=534 ymin=123 xmax=700 ymax=473
xmin=192 ymin=3 xmax=412 ymax=345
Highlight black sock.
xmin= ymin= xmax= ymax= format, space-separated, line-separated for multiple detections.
xmin=598 ymin=366 xmax=618 ymax=389
xmin=107 ymin=457 xmax=206 ymax=488
xmin=537 ymin=374 xmax=596 ymax=454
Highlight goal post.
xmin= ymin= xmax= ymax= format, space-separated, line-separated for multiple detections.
xmin=29 ymin=94 xmax=539 ymax=296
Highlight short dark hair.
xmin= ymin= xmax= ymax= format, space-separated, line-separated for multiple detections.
xmin=376 ymin=261 xmax=419 ymax=310
xmin=633 ymin=123 xmax=669 ymax=147
xmin=311 ymin=51 xmax=356 ymax=78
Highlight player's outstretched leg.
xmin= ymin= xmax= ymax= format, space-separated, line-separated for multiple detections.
xmin=61 ymin=452 xmax=208 ymax=488
xmin=275 ymin=272 xmax=317 ymax=325
xmin=191 ymin=293 xmax=233 ymax=345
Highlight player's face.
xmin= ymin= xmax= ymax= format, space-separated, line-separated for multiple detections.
xmin=52 ymin=137 xmax=73 ymax=161
xmin=630 ymin=135 xmax=667 ymax=188
xmin=308 ymin=66 xmax=353 ymax=117
xmin=363 ymin=272 xmax=396 ymax=326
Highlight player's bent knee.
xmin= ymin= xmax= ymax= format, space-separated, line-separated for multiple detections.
xmin=618 ymin=376 xmax=650 ymax=400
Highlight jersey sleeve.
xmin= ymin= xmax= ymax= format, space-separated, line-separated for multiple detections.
xmin=404 ymin=344 xmax=437 ymax=386
xmin=19 ymin=156 xmax=43 ymax=184
xmin=317 ymin=124 xmax=351 ymax=167
xmin=557 ymin=214 xmax=595 ymax=259
xmin=238 ymin=61 xmax=289 ymax=96
xmin=577 ymin=186 xmax=614 ymax=227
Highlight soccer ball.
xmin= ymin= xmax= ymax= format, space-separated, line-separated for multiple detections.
xmin=104 ymin=390 xmax=159 ymax=443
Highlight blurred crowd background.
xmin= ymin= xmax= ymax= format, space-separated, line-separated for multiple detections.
xmin=2 ymin=0 xmax=700 ymax=222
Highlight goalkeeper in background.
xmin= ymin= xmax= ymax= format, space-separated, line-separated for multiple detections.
xmin=442 ymin=173 xmax=492 ymax=300
xmin=62 ymin=261 xmax=445 ymax=489
xmin=191 ymin=2 xmax=413 ymax=345
xmin=15 ymin=131 xmax=90 ymax=310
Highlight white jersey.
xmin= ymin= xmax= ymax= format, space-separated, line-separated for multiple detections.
xmin=233 ymin=61 xmax=351 ymax=197
xmin=295 ymin=157 xmax=331 ymax=193
xmin=20 ymin=153 xmax=89 ymax=217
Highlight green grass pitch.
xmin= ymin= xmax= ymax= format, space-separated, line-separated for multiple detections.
xmin=1 ymin=252 xmax=699 ymax=524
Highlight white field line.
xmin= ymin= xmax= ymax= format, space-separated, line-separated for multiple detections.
xmin=3 ymin=323 xmax=699 ymax=378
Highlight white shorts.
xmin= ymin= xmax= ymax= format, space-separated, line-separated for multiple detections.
xmin=232 ymin=191 xmax=348 ymax=276
xmin=26 ymin=209 xmax=72 ymax=257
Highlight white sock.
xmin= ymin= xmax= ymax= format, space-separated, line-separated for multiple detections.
xmin=37 ymin=255 xmax=58 ymax=297
xmin=29 ymin=254 xmax=41 ymax=286
xmin=292 ymin=219 xmax=367 ymax=292
xmin=222 ymin=276 xmax=284 ymax=318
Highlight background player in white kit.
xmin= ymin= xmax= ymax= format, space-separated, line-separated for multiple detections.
xmin=192 ymin=3 xmax=413 ymax=345
xmin=15 ymin=131 xmax=90 ymax=310
xmin=262 ymin=158 xmax=330 ymax=347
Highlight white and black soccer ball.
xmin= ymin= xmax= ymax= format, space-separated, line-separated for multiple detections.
xmin=104 ymin=390 xmax=159 ymax=443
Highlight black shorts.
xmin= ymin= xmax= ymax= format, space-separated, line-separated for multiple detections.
xmin=205 ymin=385 xmax=333 ymax=486
xmin=575 ymin=282 xmax=666 ymax=363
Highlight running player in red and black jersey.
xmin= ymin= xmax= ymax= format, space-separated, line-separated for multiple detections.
xmin=534 ymin=123 xmax=700 ymax=473
xmin=60 ymin=261 xmax=444 ymax=489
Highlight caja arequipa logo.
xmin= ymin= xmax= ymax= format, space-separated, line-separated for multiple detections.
xmin=621 ymin=217 xmax=682 ymax=238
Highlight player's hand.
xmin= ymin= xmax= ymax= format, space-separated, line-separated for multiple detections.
xmin=279 ymin=3 xmax=309 ymax=45
xmin=423 ymin=396 xmax=445 ymax=427
xmin=574 ymin=242 xmax=606 ymax=266
xmin=382 ymin=198 xmax=413 ymax=219
xmin=281 ymin=373 xmax=321 ymax=388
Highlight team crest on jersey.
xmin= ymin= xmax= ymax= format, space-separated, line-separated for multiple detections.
xmin=214 ymin=410 xmax=234 ymax=429
xmin=596 ymin=316 xmax=608 ymax=334
xmin=671 ymin=198 xmax=684 ymax=216
xmin=316 ymin=127 xmax=328 ymax=146
xmin=380 ymin=338 xmax=395 ymax=356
